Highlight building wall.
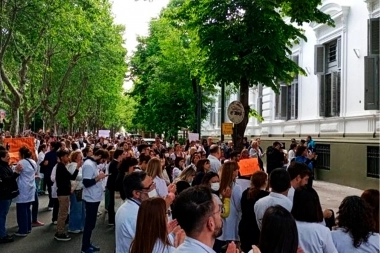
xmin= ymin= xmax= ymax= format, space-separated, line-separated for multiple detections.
xmin=201 ymin=0 xmax=380 ymax=188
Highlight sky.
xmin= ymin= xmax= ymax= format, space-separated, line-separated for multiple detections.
xmin=111 ymin=0 xmax=170 ymax=90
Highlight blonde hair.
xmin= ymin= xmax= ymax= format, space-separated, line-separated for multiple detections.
xmin=146 ymin=157 xmax=163 ymax=178
xmin=70 ymin=150 xmax=82 ymax=163
xmin=176 ymin=166 xmax=196 ymax=183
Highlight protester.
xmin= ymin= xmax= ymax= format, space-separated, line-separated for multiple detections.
xmin=115 ymin=171 xmax=156 ymax=253
xmin=172 ymin=185 xmax=238 ymax=253
xmin=239 ymin=171 xmax=269 ymax=253
xmin=129 ymin=197 xmax=185 ymax=253
xmin=291 ymin=187 xmax=337 ymax=253
xmin=361 ymin=189 xmax=379 ymax=233
xmin=254 ymin=168 xmax=292 ymax=230
xmin=254 ymin=205 xmax=300 ymax=253
xmin=67 ymin=150 xmax=85 ymax=233
xmin=81 ymin=149 xmax=109 ymax=253
xmin=331 ymin=196 xmax=380 ymax=252
xmin=0 ymin=148 xmax=22 ymax=243
xmin=14 ymin=146 xmax=37 ymax=237
xmin=55 ymin=148 xmax=80 ymax=241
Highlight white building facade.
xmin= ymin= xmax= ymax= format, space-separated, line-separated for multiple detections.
xmin=201 ymin=0 xmax=380 ymax=189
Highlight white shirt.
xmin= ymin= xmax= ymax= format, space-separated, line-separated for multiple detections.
xmin=254 ymin=191 xmax=293 ymax=230
xmin=172 ymin=167 xmax=182 ymax=181
xmin=296 ymin=221 xmax=337 ymax=253
xmin=287 ymin=186 xmax=295 ymax=203
xmin=331 ymin=228 xmax=380 ymax=253
xmin=14 ymin=158 xmax=37 ymax=203
xmin=174 ymin=237 xmax=215 ymax=253
xmin=154 ymin=175 xmax=168 ymax=197
xmin=115 ymin=199 xmax=140 ymax=253
xmin=82 ymin=158 xmax=104 ymax=202
xmin=152 ymin=239 xmax=175 ymax=253
xmin=208 ymin=154 xmax=221 ymax=173
xmin=67 ymin=162 xmax=83 ymax=190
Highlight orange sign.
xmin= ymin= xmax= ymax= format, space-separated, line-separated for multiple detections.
xmin=4 ymin=137 xmax=36 ymax=164
xmin=238 ymin=158 xmax=260 ymax=176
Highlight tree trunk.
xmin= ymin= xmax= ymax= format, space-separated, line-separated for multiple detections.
xmin=68 ymin=117 xmax=74 ymax=136
xmin=233 ymin=76 xmax=250 ymax=151
xmin=10 ymin=107 xmax=19 ymax=135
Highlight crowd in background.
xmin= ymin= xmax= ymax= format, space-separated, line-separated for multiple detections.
xmin=0 ymin=132 xmax=379 ymax=253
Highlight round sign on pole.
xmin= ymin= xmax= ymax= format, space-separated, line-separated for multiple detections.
xmin=227 ymin=101 xmax=245 ymax=124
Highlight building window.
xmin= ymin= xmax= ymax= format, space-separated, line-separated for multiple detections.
xmin=365 ymin=17 xmax=379 ymax=110
xmin=314 ymin=38 xmax=341 ymax=117
xmin=275 ymin=56 xmax=299 ymax=120
xmin=367 ymin=146 xmax=379 ymax=178
xmin=209 ymin=104 xmax=216 ymax=125
xmin=315 ymin=144 xmax=330 ymax=170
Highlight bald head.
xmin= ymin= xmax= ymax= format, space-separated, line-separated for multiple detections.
xmin=209 ymin=144 xmax=220 ymax=158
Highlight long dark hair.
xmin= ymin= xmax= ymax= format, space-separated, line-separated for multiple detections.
xmin=196 ymin=158 xmax=209 ymax=173
xmin=19 ymin=146 xmax=32 ymax=159
xmin=361 ymin=189 xmax=379 ymax=233
xmin=259 ymin=205 xmax=298 ymax=253
xmin=337 ymin=196 xmax=375 ymax=248
xmin=291 ymin=187 xmax=323 ymax=223
xmin=247 ymin=171 xmax=267 ymax=199
xmin=129 ymin=198 xmax=172 ymax=253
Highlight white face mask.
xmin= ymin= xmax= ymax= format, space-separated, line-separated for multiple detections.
xmin=211 ymin=182 xmax=220 ymax=191
xmin=164 ymin=153 xmax=169 ymax=158
xmin=148 ymin=189 xmax=158 ymax=198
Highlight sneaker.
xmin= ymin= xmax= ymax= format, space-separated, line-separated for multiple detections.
xmin=68 ymin=229 xmax=82 ymax=234
xmin=52 ymin=221 xmax=57 ymax=225
xmin=54 ymin=233 xmax=71 ymax=241
xmin=32 ymin=221 xmax=45 ymax=227
xmin=14 ymin=232 xmax=28 ymax=237
xmin=81 ymin=248 xmax=94 ymax=253
xmin=90 ymin=243 xmax=100 ymax=252
xmin=0 ymin=235 xmax=14 ymax=243
xmin=108 ymin=223 xmax=115 ymax=226
xmin=48 ymin=207 xmax=53 ymax=211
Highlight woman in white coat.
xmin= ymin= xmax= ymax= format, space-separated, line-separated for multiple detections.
xmin=14 ymin=147 xmax=37 ymax=236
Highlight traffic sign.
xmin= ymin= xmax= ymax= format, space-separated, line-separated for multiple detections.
xmin=227 ymin=101 xmax=245 ymax=124
xmin=222 ymin=123 xmax=233 ymax=135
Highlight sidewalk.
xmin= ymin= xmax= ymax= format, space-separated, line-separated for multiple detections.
xmin=313 ymin=180 xmax=364 ymax=212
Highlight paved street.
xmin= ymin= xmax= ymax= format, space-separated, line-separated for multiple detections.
xmin=0 ymin=180 xmax=364 ymax=253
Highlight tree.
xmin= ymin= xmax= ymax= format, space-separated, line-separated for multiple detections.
xmin=129 ymin=3 xmax=214 ymax=137
xmin=176 ymin=0 xmax=333 ymax=149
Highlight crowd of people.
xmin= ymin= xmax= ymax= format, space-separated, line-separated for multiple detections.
xmin=0 ymin=132 xmax=379 ymax=253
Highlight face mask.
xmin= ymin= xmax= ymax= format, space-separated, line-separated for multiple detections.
xmin=211 ymin=182 xmax=220 ymax=191
xmin=188 ymin=179 xmax=193 ymax=185
xmin=148 ymin=189 xmax=158 ymax=198
xmin=164 ymin=153 xmax=169 ymax=158
xmin=79 ymin=138 xmax=83 ymax=142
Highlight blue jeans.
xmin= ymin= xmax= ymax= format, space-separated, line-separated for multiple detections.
xmin=0 ymin=199 xmax=12 ymax=237
xmin=69 ymin=193 xmax=85 ymax=231
xmin=81 ymin=201 xmax=100 ymax=251
xmin=32 ymin=190 xmax=39 ymax=222
xmin=16 ymin=202 xmax=32 ymax=234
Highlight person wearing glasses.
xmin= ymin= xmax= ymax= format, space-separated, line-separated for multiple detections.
xmin=115 ymin=171 xmax=158 ymax=253
xmin=172 ymin=186 xmax=238 ymax=253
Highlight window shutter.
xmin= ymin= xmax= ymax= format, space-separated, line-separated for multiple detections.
xmin=314 ymin=45 xmax=325 ymax=75
xmin=364 ymin=56 xmax=380 ymax=110
xmin=369 ymin=18 xmax=380 ymax=55
xmin=275 ymin=93 xmax=280 ymax=119
xmin=319 ymin=75 xmax=326 ymax=116
xmin=331 ymin=72 xmax=341 ymax=116
xmin=290 ymin=82 xmax=298 ymax=119
xmin=280 ymin=86 xmax=288 ymax=120
xmin=337 ymin=37 xmax=341 ymax=68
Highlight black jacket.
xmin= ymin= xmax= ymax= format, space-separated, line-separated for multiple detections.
xmin=106 ymin=160 xmax=119 ymax=191
xmin=56 ymin=162 xmax=79 ymax=196
xmin=0 ymin=160 xmax=20 ymax=200
xmin=266 ymin=146 xmax=284 ymax=174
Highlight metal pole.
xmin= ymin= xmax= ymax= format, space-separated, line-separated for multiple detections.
xmin=197 ymin=83 xmax=202 ymax=138
xmin=220 ymin=83 xmax=225 ymax=142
